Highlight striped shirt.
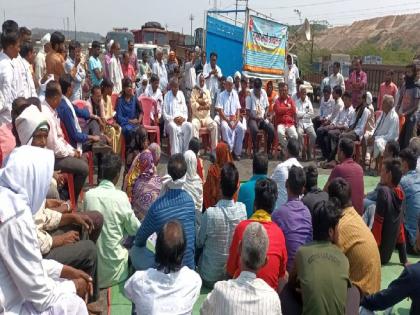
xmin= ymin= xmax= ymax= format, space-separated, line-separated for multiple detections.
xmin=134 ymin=189 xmax=196 ymax=269
xmin=337 ymin=206 xmax=381 ymax=295
xmin=200 ymin=271 xmax=282 ymax=315
xmin=197 ymin=199 xmax=247 ymax=285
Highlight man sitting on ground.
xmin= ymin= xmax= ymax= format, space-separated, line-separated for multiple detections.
xmin=287 ymin=199 xmax=350 ymax=315
xmin=328 ymin=177 xmax=381 ymax=295
xmin=272 ymin=166 xmax=312 ymax=272
xmin=324 ymin=137 xmax=365 ymax=215
xmin=125 ymin=220 xmax=202 ymax=315
xmin=271 ymin=138 xmax=302 ymax=209
xmin=83 ymin=153 xmax=140 ymax=289
xmin=202 ymin=222 xmax=282 ymax=314
xmin=227 ymin=178 xmax=288 ymax=291
xmin=131 ymin=154 xmax=196 ymax=270
xmin=302 ymin=164 xmax=329 ymax=214
xmin=399 ymin=148 xmax=420 ymax=254
xmin=197 ymin=163 xmax=246 ymax=288
xmin=238 ymin=152 xmax=268 ymax=218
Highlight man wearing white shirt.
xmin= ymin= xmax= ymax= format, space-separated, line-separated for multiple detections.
xmin=183 ymin=50 xmax=196 ymax=108
xmin=35 ymin=33 xmax=51 ymax=89
xmin=163 ymin=78 xmax=193 ymax=154
xmin=125 ymin=220 xmax=202 ymax=315
xmin=203 ymin=52 xmax=222 ymax=104
xmin=152 ymin=47 xmax=168 ymax=92
xmin=246 ymin=78 xmax=275 ymax=157
xmin=296 ymin=86 xmax=316 ymax=160
xmin=200 ymin=222 xmax=282 ymax=315
xmin=216 ymin=76 xmax=246 ymax=160
xmin=143 ymin=74 xmax=163 ymax=125
xmin=11 ymin=27 xmax=32 ymax=99
xmin=367 ymin=94 xmax=399 ymax=166
xmin=19 ymin=42 xmax=37 ymax=98
xmin=65 ymin=40 xmax=86 ymax=101
xmin=313 ymin=85 xmax=334 ymax=132
xmin=285 ymin=54 xmax=300 ymax=96
xmin=329 ymin=62 xmax=346 ymax=92
xmin=108 ymin=42 xmax=123 ymax=94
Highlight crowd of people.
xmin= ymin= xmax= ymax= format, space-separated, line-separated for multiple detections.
xmin=0 ymin=19 xmax=420 ymax=315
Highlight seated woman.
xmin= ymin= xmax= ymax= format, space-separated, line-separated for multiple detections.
xmin=115 ymin=77 xmax=143 ymax=165
xmin=203 ymin=142 xmax=237 ymax=209
xmin=101 ymin=78 xmax=121 ymax=154
xmin=125 ymin=127 xmax=162 ymax=220
xmin=184 ymin=150 xmax=204 ymax=226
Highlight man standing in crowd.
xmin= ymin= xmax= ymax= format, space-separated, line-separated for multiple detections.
xmin=348 ymin=57 xmax=367 ymax=105
xmin=152 ymin=47 xmax=168 ymax=92
xmin=19 ymin=42 xmax=37 ymax=97
xmin=203 ymin=52 xmax=222 ymax=106
xmin=285 ymin=54 xmax=299 ymax=96
xmin=139 ymin=51 xmax=152 ymax=79
xmin=121 ymin=52 xmax=136 ymax=82
xmin=216 ymin=76 xmax=245 ymax=160
xmin=377 ymin=69 xmax=398 ymax=111
xmin=191 ymin=73 xmax=217 ymax=153
xmin=108 ymin=42 xmax=123 ymax=93
xmin=34 ymin=33 xmax=51 ymax=88
xmin=88 ymin=41 xmax=104 ymax=87
xmin=15 ymin=27 xmax=36 ymax=98
xmin=127 ymin=40 xmax=138 ymax=77
xmin=329 ymin=61 xmax=346 ymax=92
xmin=246 ymin=78 xmax=275 ymax=157
xmin=202 ymin=222 xmax=282 ymax=314
xmin=183 ymin=50 xmax=196 ymax=111
xmin=195 ymin=51 xmax=206 ymax=76
xmin=65 ymin=40 xmax=86 ymax=101
xmin=163 ymin=78 xmax=192 ymax=154
xmin=46 ymin=31 xmax=65 ymax=80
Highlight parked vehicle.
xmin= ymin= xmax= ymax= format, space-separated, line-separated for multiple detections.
xmin=106 ymin=28 xmax=134 ymax=51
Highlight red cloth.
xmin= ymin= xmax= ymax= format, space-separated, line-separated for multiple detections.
xmin=121 ymin=63 xmax=136 ymax=81
xmin=197 ymin=158 xmax=204 ymax=181
xmin=273 ymin=96 xmax=296 ymax=127
xmin=327 ymin=158 xmax=365 ymax=215
xmin=226 ymin=219 xmax=288 ymax=290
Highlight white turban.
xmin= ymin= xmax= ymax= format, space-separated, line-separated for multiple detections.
xmin=234 ymin=71 xmax=241 ymax=79
xmin=15 ymin=106 xmax=49 ymax=145
xmin=107 ymin=40 xmax=114 ymax=51
xmin=40 ymin=33 xmax=50 ymax=46
xmin=366 ymin=91 xmax=373 ymax=105
xmin=226 ymin=76 xmax=234 ymax=83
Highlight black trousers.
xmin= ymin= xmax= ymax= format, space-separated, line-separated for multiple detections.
xmin=54 ymin=156 xmax=88 ymax=202
xmin=248 ymin=118 xmax=275 ymax=153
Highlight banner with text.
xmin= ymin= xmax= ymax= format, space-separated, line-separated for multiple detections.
xmin=243 ymin=15 xmax=288 ymax=76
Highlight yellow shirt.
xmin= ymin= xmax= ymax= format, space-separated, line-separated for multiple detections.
xmin=191 ymin=87 xmax=212 ymax=121
xmin=337 ymin=206 xmax=381 ymax=295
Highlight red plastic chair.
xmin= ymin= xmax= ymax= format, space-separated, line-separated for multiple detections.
xmin=111 ymin=93 xmax=119 ymax=110
xmin=199 ymin=128 xmax=212 ymax=153
xmin=138 ymin=96 xmax=161 ymax=145
xmin=64 ymin=173 xmax=77 ymax=211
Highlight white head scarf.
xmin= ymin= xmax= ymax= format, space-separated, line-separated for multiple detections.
xmin=183 ymin=150 xmax=203 ymax=213
xmin=0 ymin=146 xmax=54 ymax=223
xmin=366 ymin=91 xmax=373 ymax=105
xmin=41 ymin=33 xmax=50 ymax=46
xmin=107 ymin=40 xmax=114 ymax=51
xmin=234 ymin=71 xmax=241 ymax=79
xmin=15 ymin=105 xmax=49 ymax=145
xmin=159 ymin=174 xmax=186 ymax=197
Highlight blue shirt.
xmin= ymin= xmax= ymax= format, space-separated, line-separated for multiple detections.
xmin=88 ymin=56 xmax=103 ymax=86
xmin=400 ymin=170 xmax=420 ymax=246
xmin=115 ymin=95 xmax=141 ymax=137
xmin=237 ymin=174 xmax=267 ymax=218
xmin=134 ymin=189 xmax=196 ymax=269
xmin=56 ymin=97 xmax=91 ymax=148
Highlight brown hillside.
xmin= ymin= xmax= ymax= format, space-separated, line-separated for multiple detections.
xmin=314 ymin=13 xmax=420 ymax=52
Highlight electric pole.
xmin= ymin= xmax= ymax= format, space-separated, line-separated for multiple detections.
xmin=189 ymin=14 xmax=194 ymax=40
xmin=73 ymin=0 xmax=77 ymax=40
xmin=294 ymin=9 xmax=302 ymax=24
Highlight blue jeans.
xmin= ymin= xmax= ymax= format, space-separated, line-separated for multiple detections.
xmin=362 ymin=201 xmax=376 ymax=229
xmin=130 ymin=246 xmax=156 ymax=271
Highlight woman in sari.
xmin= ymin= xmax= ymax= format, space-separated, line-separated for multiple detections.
xmin=203 ymin=142 xmax=236 ymax=209
xmin=184 ymin=150 xmax=203 ymax=215
xmin=101 ymin=78 xmax=121 ymax=154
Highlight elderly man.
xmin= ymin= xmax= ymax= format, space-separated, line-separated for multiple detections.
xmin=46 ymin=31 xmax=66 ymax=80
xmin=191 ymin=74 xmax=218 ymax=152
xmin=35 ymin=33 xmax=51 ymax=88
xmin=203 ymin=52 xmax=222 ymax=104
xmin=216 ymin=76 xmax=246 ymax=160
xmin=139 ymin=50 xmax=152 ymax=79
xmin=246 ymin=78 xmax=275 ymax=157
xmin=130 ymin=154 xmax=196 ymax=271
xmin=296 ymin=85 xmax=316 ymax=160
xmin=367 ymin=94 xmax=399 ymax=170
xmin=163 ymin=78 xmax=193 ymax=154
xmin=125 ymin=220 xmax=201 ymax=314
xmin=285 ymin=54 xmax=300 ymax=96
xmin=152 ymin=47 xmax=168 ymax=92
xmin=108 ymin=42 xmax=123 ymax=93
xmin=201 ymin=222 xmax=282 ymax=314
xmin=183 ymin=50 xmax=196 ymax=108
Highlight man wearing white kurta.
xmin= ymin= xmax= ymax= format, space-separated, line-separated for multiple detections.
xmin=295 ymin=86 xmax=316 ymax=159
xmin=108 ymin=42 xmax=123 ymax=93
xmin=216 ymin=76 xmax=246 ymax=160
xmin=285 ymin=54 xmax=300 ymax=96
xmin=203 ymin=52 xmax=222 ymax=104
xmin=163 ymin=78 xmax=193 ymax=154
xmin=152 ymin=48 xmax=168 ymax=92
xmin=367 ymin=94 xmax=399 ymax=159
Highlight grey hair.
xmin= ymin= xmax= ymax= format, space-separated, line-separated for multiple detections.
xmin=156 ymin=47 xmax=163 ymax=54
xmin=299 ymin=85 xmax=307 ymax=92
xmin=409 ymin=137 xmax=420 ymax=156
xmin=382 ymin=94 xmax=394 ymax=107
xmin=241 ymin=222 xmax=269 ymax=271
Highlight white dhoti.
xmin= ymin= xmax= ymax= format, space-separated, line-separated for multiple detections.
xmin=21 ymin=293 xmax=88 ymax=315
xmin=192 ymin=117 xmax=218 ymax=151
xmin=220 ymin=120 xmax=246 ymax=156
xmin=166 ymin=121 xmax=193 ymax=154
xmin=373 ymin=137 xmax=387 ymax=158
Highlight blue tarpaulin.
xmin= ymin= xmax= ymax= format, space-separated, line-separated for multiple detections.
xmin=205 ymin=15 xmax=244 ymax=78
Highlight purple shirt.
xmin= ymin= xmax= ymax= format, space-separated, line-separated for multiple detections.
xmin=272 ymin=198 xmax=313 ymax=272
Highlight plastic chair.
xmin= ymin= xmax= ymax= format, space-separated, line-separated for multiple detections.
xmin=64 ymin=173 xmax=77 ymax=211
xmin=138 ymin=95 xmax=161 ymax=145
xmin=111 ymin=93 xmax=119 ymax=110
xmin=245 ymin=129 xmax=266 ymax=156
xmin=199 ymin=128 xmax=212 ymax=153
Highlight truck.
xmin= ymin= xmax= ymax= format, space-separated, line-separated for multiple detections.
xmin=105 ymin=28 xmax=134 ymax=51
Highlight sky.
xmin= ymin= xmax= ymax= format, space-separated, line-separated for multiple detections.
xmin=2 ymin=0 xmax=420 ymax=36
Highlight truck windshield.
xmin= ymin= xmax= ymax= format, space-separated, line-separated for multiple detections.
xmin=106 ymin=32 xmax=134 ymax=51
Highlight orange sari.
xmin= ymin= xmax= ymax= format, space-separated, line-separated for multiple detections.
xmin=203 ymin=142 xmax=237 ymax=209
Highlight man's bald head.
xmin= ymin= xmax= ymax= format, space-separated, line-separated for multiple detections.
xmin=155 ymin=220 xmax=186 ymax=273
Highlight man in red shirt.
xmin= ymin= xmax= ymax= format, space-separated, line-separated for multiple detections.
xmin=121 ymin=52 xmax=136 ymax=82
xmin=273 ymin=82 xmax=298 ymax=153
xmin=377 ymin=69 xmax=398 ymax=111
xmin=227 ymin=177 xmax=288 ymax=291
xmin=324 ymin=137 xmax=365 ymax=215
